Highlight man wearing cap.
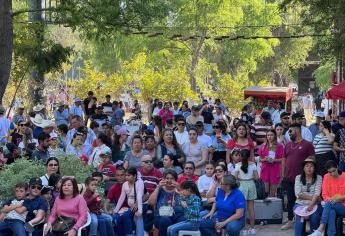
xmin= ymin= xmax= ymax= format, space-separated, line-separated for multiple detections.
xmin=12 ymin=104 xmax=25 ymax=125
xmin=186 ymin=105 xmax=204 ymax=126
xmin=271 ymin=102 xmax=286 ymax=125
xmin=284 ymin=113 xmax=313 ymax=143
xmin=251 ymin=111 xmax=272 ymax=147
xmin=53 ymin=103 xmax=69 ymax=126
xmin=279 ymin=112 xmax=291 ymax=135
xmin=281 ymin=124 xmax=315 ymax=230
xmin=31 ymin=133 xmax=50 ymax=163
xmin=333 ymin=113 xmax=345 ymax=171
xmin=69 ymin=98 xmax=84 ymax=121
xmin=309 ymin=111 xmax=325 ymax=139
xmin=0 ymin=106 xmax=10 ymax=144
xmin=7 ymin=178 xmax=48 ymax=236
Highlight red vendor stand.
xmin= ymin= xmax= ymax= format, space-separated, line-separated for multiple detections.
xmin=244 ymin=86 xmax=293 ymax=112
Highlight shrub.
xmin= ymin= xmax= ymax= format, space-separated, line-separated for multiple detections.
xmin=0 ymin=155 xmax=93 ymax=202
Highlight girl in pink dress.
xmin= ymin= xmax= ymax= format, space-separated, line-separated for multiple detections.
xmin=257 ymin=129 xmax=284 ymax=197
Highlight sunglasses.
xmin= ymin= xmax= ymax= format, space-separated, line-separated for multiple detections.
xmin=19 ymin=124 xmax=27 ymax=127
xmin=48 ymin=163 xmax=59 ymax=167
xmin=143 ymin=160 xmax=153 ymax=164
xmin=215 ymin=169 xmax=224 ymax=173
xmin=177 ymin=123 xmax=185 ymax=126
xmin=31 ymin=185 xmax=42 ymax=190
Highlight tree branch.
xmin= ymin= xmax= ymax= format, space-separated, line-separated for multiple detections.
xmin=12 ymin=7 xmax=57 ymax=17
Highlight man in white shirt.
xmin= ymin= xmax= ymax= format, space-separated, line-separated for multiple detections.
xmin=69 ymin=98 xmax=84 ymax=121
xmin=0 ymin=106 xmax=10 ymax=144
xmin=196 ymin=121 xmax=211 ymax=147
xmin=271 ymin=102 xmax=286 ymax=125
xmin=262 ymin=100 xmax=275 ymax=115
xmin=285 ymin=112 xmax=313 ymax=142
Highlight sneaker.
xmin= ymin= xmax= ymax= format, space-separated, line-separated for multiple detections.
xmin=242 ymin=229 xmax=248 ymax=236
xmin=280 ymin=220 xmax=294 ymax=230
xmin=248 ymin=228 xmax=256 ymax=235
xmin=308 ymin=230 xmax=324 ymax=236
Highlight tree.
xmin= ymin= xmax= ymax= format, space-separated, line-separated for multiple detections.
xmin=0 ymin=0 xmax=13 ymax=104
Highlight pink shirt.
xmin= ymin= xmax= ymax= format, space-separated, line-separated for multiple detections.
xmin=114 ymin=180 xmax=144 ymax=214
xmin=158 ymin=109 xmax=174 ymax=126
xmin=48 ymin=195 xmax=88 ymax=230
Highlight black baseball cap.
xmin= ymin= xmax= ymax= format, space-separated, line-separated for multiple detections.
xmin=292 ymin=112 xmax=305 ymax=120
xmin=29 ymin=177 xmax=42 ymax=187
xmin=280 ymin=112 xmax=291 ymax=118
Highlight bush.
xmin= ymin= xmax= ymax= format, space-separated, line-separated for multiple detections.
xmin=0 ymin=155 xmax=93 ymax=202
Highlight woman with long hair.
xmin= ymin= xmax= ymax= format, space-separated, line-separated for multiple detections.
xmin=40 ymin=157 xmax=60 ymax=186
xmin=275 ymin=123 xmax=286 ymax=145
xmin=156 ymin=129 xmax=185 ymax=167
xmin=313 ymin=120 xmax=336 ymax=176
xmin=226 ymin=123 xmax=254 ymax=163
xmin=113 ymin=167 xmax=145 ymax=236
xmin=293 ymin=157 xmax=322 ymax=236
xmin=209 ymin=120 xmax=231 ymax=162
xmin=111 ymin=128 xmax=130 ymax=164
xmin=258 ymin=129 xmax=284 ymax=197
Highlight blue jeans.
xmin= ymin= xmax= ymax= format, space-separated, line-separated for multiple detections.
xmin=153 ymin=212 xmax=185 ymax=236
xmin=113 ymin=210 xmax=143 ymax=236
xmin=199 ymin=216 xmax=245 ymax=236
xmin=320 ymin=202 xmax=345 ymax=236
xmin=90 ymin=213 xmax=115 ymax=236
xmin=0 ymin=219 xmax=26 ymax=236
xmin=293 ymin=203 xmax=322 ymax=236
xmin=167 ymin=221 xmax=199 ymax=236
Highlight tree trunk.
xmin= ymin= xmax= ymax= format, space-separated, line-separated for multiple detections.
xmin=189 ymin=38 xmax=204 ymax=92
xmin=0 ymin=0 xmax=13 ymax=105
xmin=28 ymin=0 xmax=45 ymax=104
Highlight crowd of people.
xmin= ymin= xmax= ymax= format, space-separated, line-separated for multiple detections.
xmin=0 ymin=91 xmax=344 ymax=236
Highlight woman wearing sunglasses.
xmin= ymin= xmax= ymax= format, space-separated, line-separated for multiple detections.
xmin=309 ymin=160 xmax=345 ymax=236
xmin=209 ymin=120 xmax=230 ymax=162
xmin=40 ymin=157 xmax=60 ymax=187
xmin=206 ymin=164 xmax=227 ymax=203
xmin=293 ymin=157 xmax=322 ymax=236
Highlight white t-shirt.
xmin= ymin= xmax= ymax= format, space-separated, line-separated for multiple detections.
xmin=198 ymin=175 xmax=213 ymax=193
xmin=174 ymin=130 xmax=189 ymax=146
xmin=40 ymin=174 xmax=50 ymax=186
xmin=235 ymin=162 xmax=257 ymax=180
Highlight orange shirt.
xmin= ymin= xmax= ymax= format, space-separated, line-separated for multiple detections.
xmin=322 ymin=172 xmax=345 ymax=205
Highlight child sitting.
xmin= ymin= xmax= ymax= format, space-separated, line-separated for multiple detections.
xmin=83 ymin=177 xmax=115 ymax=236
xmin=167 ymin=180 xmax=202 ymax=236
xmin=198 ymin=161 xmax=215 ymax=199
xmin=0 ymin=182 xmax=28 ymax=235
xmin=227 ymin=149 xmax=241 ymax=175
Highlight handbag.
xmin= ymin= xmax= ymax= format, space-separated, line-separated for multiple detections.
xmin=52 ymin=216 xmax=76 ymax=233
xmin=254 ymin=179 xmax=267 ymax=200
xmin=159 ymin=192 xmax=175 ymax=217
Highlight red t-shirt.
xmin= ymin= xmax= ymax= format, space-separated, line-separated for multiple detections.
xmin=177 ymin=175 xmax=199 ymax=184
xmin=138 ymin=167 xmax=163 ymax=194
xmin=284 ymin=139 xmax=315 ymax=182
xmin=107 ymin=183 xmax=128 ymax=207
xmin=226 ymin=138 xmax=255 ymax=151
xmin=98 ymin=163 xmax=116 ymax=177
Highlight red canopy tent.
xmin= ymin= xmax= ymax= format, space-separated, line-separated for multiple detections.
xmin=244 ymin=86 xmax=293 ymax=102
xmin=326 ymin=81 xmax=345 ymax=99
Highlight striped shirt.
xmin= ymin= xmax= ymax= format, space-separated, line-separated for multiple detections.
xmin=313 ymin=134 xmax=333 ymax=155
xmin=251 ymin=123 xmax=272 ymax=146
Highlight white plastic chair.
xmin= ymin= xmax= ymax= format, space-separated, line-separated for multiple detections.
xmin=43 ymin=212 xmax=91 ymax=236
xmin=178 ymin=230 xmax=201 ymax=236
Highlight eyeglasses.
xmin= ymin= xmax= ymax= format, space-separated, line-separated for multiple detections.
xmin=48 ymin=163 xmax=59 ymax=167
xmin=213 ymin=126 xmax=220 ymax=129
xmin=184 ymin=167 xmax=194 ymax=170
xmin=177 ymin=123 xmax=185 ymax=126
xmin=31 ymin=185 xmax=42 ymax=190
xmin=215 ymin=169 xmax=224 ymax=173
xmin=143 ymin=160 xmax=153 ymax=164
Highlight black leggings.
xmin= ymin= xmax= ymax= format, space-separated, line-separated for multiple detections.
xmin=282 ymin=179 xmax=295 ymax=221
